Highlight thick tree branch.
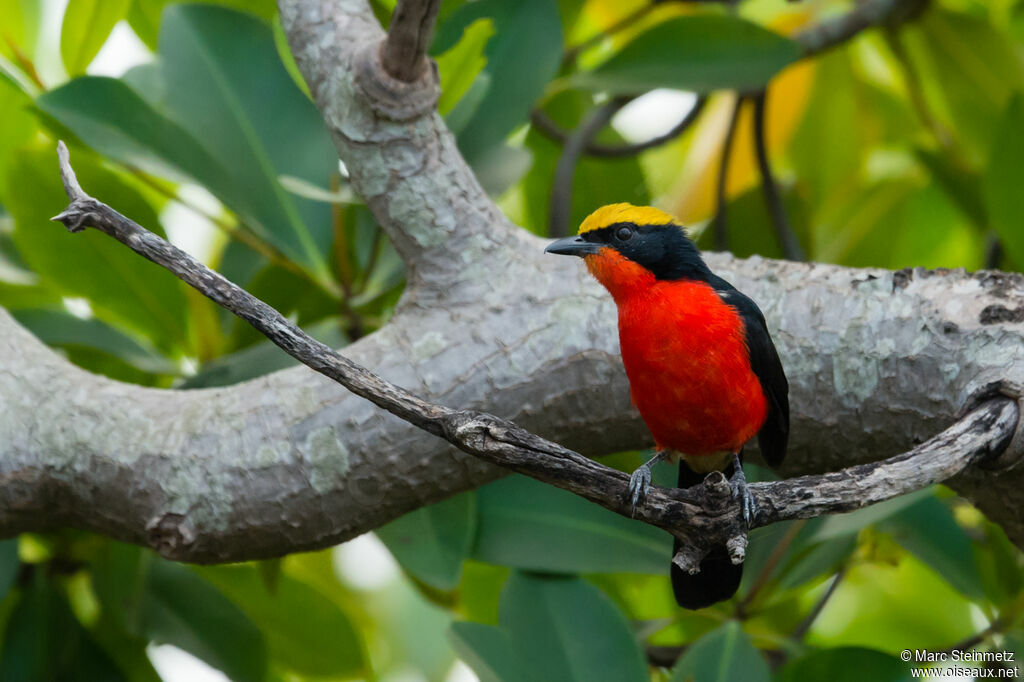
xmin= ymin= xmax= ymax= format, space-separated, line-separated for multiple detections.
xmin=41 ymin=143 xmax=1024 ymax=568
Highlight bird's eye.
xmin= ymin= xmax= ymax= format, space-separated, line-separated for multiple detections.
xmin=615 ymin=226 xmax=634 ymax=241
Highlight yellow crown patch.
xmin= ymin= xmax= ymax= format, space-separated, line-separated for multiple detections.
xmin=578 ymin=203 xmax=680 ymax=235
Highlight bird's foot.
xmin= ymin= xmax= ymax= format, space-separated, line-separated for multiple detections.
xmin=729 ymin=452 xmax=756 ymax=528
xmin=628 ymin=451 xmax=666 ymax=512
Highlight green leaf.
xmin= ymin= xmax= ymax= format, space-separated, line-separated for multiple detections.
xmin=985 ymin=93 xmax=1024 ymax=269
xmin=499 ymin=572 xmax=648 ymax=682
xmin=878 ymin=496 xmax=986 ymax=601
xmin=195 ymin=564 xmax=369 ymax=678
xmin=141 ymin=560 xmax=267 ymax=682
xmin=0 ymin=574 xmax=127 ymax=682
xmin=61 ymin=0 xmax=133 ymax=75
xmin=37 ymin=76 xmax=232 ymax=189
xmin=669 ymin=621 xmax=769 ymax=682
xmin=0 ymin=0 xmax=41 ymax=66
xmin=449 ymin=621 xmax=530 ymax=682
xmin=378 ymin=492 xmax=477 ymax=591
xmin=436 ymin=18 xmax=494 ymax=117
xmin=444 ymin=0 xmax=563 ymax=164
xmin=0 ymin=71 xmax=36 ymax=198
xmin=471 ymin=474 xmax=671 ymax=574
xmin=0 ymin=541 xmax=17 ymax=600
xmin=5 ymin=147 xmax=189 ymax=353
xmin=11 ymin=308 xmax=178 ymax=376
xmin=158 ymin=4 xmax=334 ymax=281
xmin=41 ymin=5 xmax=340 ymax=287
xmin=776 ymin=647 xmax=913 ymax=682
xmin=568 ymin=15 xmax=801 ymax=95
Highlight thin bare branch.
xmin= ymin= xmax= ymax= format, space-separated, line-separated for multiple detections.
xmin=381 ymin=0 xmax=442 ymax=82
xmin=752 ymin=91 xmax=805 ymax=261
xmin=794 ymin=0 xmax=928 ymax=57
xmin=713 ymin=96 xmax=743 ymax=252
xmin=530 ymin=97 xmax=707 ymax=159
xmin=49 ymin=141 xmax=1023 ymax=564
xmin=548 ymin=98 xmax=629 ymax=237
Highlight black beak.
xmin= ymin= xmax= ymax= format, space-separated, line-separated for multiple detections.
xmin=544 ymin=235 xmax=600 ymax=257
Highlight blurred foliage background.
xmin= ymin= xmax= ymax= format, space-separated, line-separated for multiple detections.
xmin=0 ymin=0 xmax=1023 ymax=680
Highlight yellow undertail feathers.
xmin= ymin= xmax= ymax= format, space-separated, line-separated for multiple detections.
xmin=577 ymin=203 xmax=681 ymax=235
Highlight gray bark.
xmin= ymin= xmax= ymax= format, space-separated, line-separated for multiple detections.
xmin=1 ymin=0 xmax=1022 ymax=561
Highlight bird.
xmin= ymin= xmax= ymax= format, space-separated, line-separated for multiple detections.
xmin=545 ymin=203 xmax=788 ymax=609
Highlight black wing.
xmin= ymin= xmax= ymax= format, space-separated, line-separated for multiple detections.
xmin=707 ymin=275 xmax=789 ymax=467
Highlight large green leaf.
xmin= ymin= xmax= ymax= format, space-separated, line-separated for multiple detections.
xmin=568 ymin=15 xmax=801 ymax=95
xmin=40 ymin=5 xmax=339 ymax=286
xmin=669 ymin=621 xmax=769 ymax=682
xmin=438 ymin=0 xmax=563 ymax=164
xmin=61 ymin=0 xmax=133 ymax=75
xmin=158 ymin=4 xmax=335 ymax=281
xmin=141 ymin=560 xmax=267 ymax=682
xmin=985 ymin=93 xmax=1024 ymax=269
xmin=6 ymin=148 xmax=189 ymax=352
xmin=471 ymin=474 xmax=671 ymax=574
xmin=0 ymin=574 xmax=126 ymax=682
xmin=499 ymin=572 xmax=648 ymax=682
xmin=449 ymin=622 xmax=530 ymax=682
xmin=377 ymin=491 xmax=477 ymax=591
xmin=37 ymin=76 xmax=232 ymax=190
xmin=776 ymin=647 xmax=913 ymax=682
xmin=195 ymin=564 xmax=369 ymax=678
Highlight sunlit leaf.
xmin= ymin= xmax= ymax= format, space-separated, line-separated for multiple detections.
xmin=0 ymin=0 xmax=41 ymax=66
xmin=61 ymin=0 xmax=133 ymax=75
xmin=568 ymin=16 xmax=801 ymax=95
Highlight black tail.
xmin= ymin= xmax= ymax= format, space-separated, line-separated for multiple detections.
xmin=670 ymin=458 xmax=743 ymax=609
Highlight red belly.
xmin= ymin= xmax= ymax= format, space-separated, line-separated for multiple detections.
xmin=617 ymin=280 xmax=767 ymax=457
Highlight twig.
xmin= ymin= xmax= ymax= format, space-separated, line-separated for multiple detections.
xmin=794 ymin=0 xmax=928 ymax=57
xmin=752 ymin=91 xmax=805 ymax=261
xmin=50 ymin=141 xmax=1022 ymax=570
xmin=791 ymin=563 xmax=849 ymax=640
xmin=530 ymin=97 xmax=707 ymax=159
xmin=381 ymin=0 xmax=442 ymax=82
xmin=736 ymin=519 xmax=807 ymax=618
xmin=713 ymin=96 xmax=743 ymax=252
xmin=549 ymin=98 xmax=628 ymax=237
xmin=563 ymin=3 xmax=657 ymax=66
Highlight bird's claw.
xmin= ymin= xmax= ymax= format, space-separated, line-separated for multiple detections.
xmin=729 ymin=452 xmax=756 ymax=528
xmin=628 ymin=466 xmax=652 ymax=510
